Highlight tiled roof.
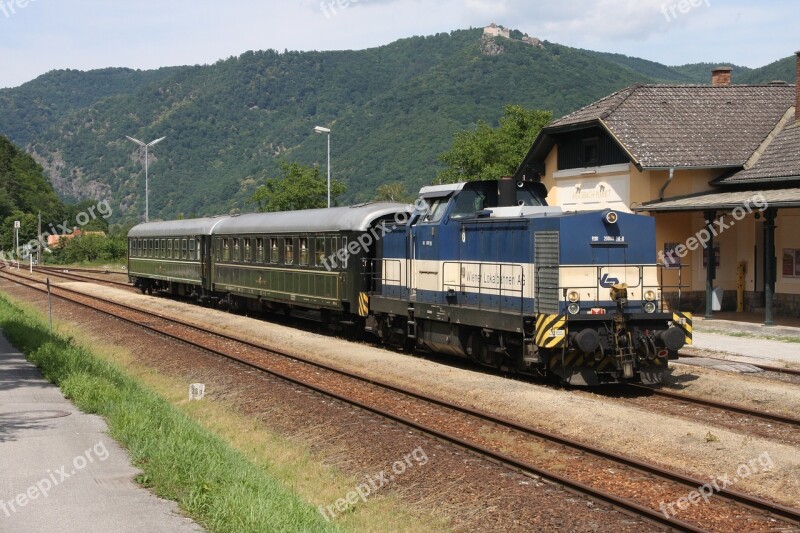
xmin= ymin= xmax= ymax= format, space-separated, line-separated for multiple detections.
xmin=549 ymin=85 xmax=796 ymax=169
xmin=715 ymin=117 xmax=800 ymax=184
xmin=635 ymin=188 xmax=800 ymax=212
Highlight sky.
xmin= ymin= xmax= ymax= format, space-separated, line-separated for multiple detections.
xmin=0 ymin=0 xmax=797 ymax=89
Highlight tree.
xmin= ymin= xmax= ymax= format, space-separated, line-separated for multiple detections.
xmin=373 ymin=182 xmax=414 ymax=203
xmin=436 ymin=105 xmax=552 ymax=184
xmin=249 ymin=162 xmax=346 ymax=212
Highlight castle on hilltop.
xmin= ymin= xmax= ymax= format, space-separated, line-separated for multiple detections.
xmin=481 ymin=24 xmax=543 ymax=54
xmin=483 ymin=23 xmax=510 ymax=39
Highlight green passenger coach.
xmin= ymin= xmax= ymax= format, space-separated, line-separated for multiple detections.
xmin=128 ymin=217 xmax=225 ymax=296
xmin=127 ymin=203 xmax=408 ymax=324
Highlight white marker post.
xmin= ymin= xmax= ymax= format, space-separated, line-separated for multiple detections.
xmin=14 ymin=220 xmax=20 ymax=269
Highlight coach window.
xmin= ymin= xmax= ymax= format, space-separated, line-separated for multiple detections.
xmin=270 ymin=238 xmax=278 ymax=263
xmin=243 ymin=238 xmax=251 ymax=263
xmin=256 ymin=238 xmax=265 ymax=263
xmin=285 ymin=238 xmax=294 ymax=265
xmin=315 ymin=237 xmax=325 ymax=266
xmin=232 ymin=238 xmax=240 ymax=262
xmin=189 ymin=239 xmax=196 ymax=261
xmin=223 ymin=239 xmax=230 ymax=261
xmin=299 ymin=238 xmax=308 ymax=265
xmin=215 ymin=239 xmax=222 ymax=261
xmin=330 ymin=237 xmax=338 ymax=269
xmin=180 ymin=239 xmax=187 ymax=260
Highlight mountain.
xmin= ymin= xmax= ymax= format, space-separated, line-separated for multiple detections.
xmin=0 ymin=29 xmax=794 ymax=222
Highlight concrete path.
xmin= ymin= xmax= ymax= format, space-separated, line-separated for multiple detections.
xmin=0 ymin=333 xmax=202 ymax=532
xmin=690 ymin=330 xmax=800 ymax=365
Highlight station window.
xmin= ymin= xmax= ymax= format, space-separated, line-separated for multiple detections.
xmin=223 ymin=239 xmax=230 ymax=261
xmin=269 ymin=238 xmax=278 ymax=263
xmin=315 ymin=237 xmax=326 ymax=266
xmin=189 ymin=239 xmax=196 ymax=261
xmin=285 ymin=238 xmax=294 ymax=265
xmin=299 ymin=238 xmax=308 ymax=266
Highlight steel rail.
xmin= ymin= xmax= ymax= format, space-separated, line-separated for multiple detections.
xmin=678 ymin=352 xmax=800 ymax=377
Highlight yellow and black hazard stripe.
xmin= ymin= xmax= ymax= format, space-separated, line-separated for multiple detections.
xmin=549 ymin=352 xmax=586 ymax=370
xmin=672 ymin=311 xmax=693 ymax=345
xmin=535 ymin=313 xmax=566 ymax=349
xmin=357 ymin=292 xmax=369 ymax=317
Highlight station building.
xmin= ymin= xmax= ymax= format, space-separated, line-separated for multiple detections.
xmin=515 ymin=53 xmax=800 ymax=322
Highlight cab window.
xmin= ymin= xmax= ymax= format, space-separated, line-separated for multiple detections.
xmin=422 ymin=198 xmax=448 ymax=223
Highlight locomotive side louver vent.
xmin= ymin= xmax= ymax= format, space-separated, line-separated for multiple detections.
xmin=534 ymin=231 xmax=560 ymax=314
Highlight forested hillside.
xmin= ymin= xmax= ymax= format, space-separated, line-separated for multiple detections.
xmin=0 ymin=28 xmax=794 ymax=222
xmin=0 ymin=135 xmax=67 ymax=249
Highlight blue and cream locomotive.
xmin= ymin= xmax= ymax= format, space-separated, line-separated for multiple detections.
xmin=128 ymin=178 xmax=691 ymax=386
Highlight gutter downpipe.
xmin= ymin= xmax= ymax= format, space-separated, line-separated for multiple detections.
xmin=659 ymin=167 xmax=675 ymax=201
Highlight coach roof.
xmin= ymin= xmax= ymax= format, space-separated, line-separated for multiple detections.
xmin=213 ymin=203 xmax=409 ymax=235
xmin=128 ymin=216 xmax=230 ymax=238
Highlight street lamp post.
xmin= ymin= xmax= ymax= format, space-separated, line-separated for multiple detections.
xmin=314 ymin=126 xmax=331 ymax=208
xmin=126 ymin=135 xmax=166 ymax=222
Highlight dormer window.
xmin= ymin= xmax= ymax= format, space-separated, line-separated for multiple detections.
xmin=581 ymin=137 xmax=599 ymax=166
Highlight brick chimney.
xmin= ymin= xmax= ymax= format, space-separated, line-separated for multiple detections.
xmin=711 ymin=66 xmax=732 ymax=86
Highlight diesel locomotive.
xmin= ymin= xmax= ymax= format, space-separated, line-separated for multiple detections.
xmin=128 ymin=178 xmax=691 ymax=385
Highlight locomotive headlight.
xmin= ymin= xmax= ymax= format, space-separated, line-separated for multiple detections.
xmin=644 ymin=301 xmax=657 ymax=314
xmin=644 ymin=290 xmax=656 ymax=301
xmin=568 ymin=303 xmax=580 ymax=315
xmin=567 ymin=290 xmax=580 ymax=303
xmin=603 ymin=210 xmax=618 ymax=225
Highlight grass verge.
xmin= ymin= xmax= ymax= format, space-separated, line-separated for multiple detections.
xmin=0 ymin=293 xmax=335 ymax=533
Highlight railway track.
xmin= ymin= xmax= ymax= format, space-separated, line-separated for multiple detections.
xmin=678 ymin=352 xmax=800 ymax=377
xmin=2 ymin=268 xmax=799 ymax=531
xmin=34 ymin=265 xmax=127 ymax=276
xmin=630 ymin=383 xmax=800 ymax=428
xmin=26 ymin=266 xmax=800 ymax=430
xmin=30 ymin=265 xmax=132 ymax=289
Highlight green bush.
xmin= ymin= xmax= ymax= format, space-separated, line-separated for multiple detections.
xmin=47 ymin=234 xmax=127 ymax=264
